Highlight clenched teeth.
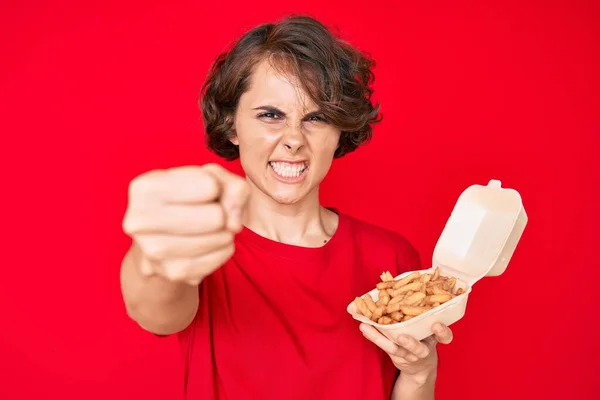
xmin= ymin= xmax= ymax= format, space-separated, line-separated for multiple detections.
xmin=269 ymin=161 xmax=308 ymax=178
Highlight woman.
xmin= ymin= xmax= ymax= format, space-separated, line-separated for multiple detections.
xmin=120 ymin=15 xmax=454 ymax=400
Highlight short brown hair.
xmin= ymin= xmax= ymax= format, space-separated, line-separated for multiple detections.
xmin=200 ymin=15 xmax=382 ymax=160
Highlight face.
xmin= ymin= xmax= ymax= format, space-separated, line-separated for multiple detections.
xmin=231 ymin=59 xmax=341 ymax=205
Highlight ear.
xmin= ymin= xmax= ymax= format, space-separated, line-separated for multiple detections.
xmin=225 ymin=114 xmax=239 ymax=145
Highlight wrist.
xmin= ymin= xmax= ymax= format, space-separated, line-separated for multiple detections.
xmin=400 ymin=367 xmax=437 ymax=387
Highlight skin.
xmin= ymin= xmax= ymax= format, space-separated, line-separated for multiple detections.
xmin=120 ymin=58 xmax=454 ymax=399
xmin=230 ymin=59 xmax=341 ymax=247
xmin=231 ymin=59 xmax=454 ymax=398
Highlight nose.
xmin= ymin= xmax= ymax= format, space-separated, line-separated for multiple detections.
xmin=282 ymin=125 xmax=305 ymax=153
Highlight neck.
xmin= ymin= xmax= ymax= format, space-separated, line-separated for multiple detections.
xmin=242 ymin=181 xmax=337 ymax=247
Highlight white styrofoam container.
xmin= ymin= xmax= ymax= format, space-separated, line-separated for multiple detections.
xmin=346 ymin=179 xmax=528 ymax=341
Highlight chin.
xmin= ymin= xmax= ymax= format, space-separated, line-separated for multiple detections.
xmin=268 ymin=188 xmax=305 ymax=205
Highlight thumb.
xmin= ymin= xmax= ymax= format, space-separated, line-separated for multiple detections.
xmin=203 ymin=164 xmax=249 ymax=232
xmin=132 ymin=242 xmax=156 ymax=277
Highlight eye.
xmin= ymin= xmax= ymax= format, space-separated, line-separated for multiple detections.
xmin=307 ymin=114 xmax=328 ymax=123
xmin=258 ymin=112 xmax=281 ymax=120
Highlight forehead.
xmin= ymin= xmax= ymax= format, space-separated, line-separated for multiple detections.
xmin=241 ymin=59 xmax=318 ymax=112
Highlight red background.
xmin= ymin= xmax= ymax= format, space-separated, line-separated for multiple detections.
xmin=1 ymin=1 xmax=598 ymax=399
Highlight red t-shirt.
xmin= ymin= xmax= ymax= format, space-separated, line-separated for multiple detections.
xmin=176 ymin=211 xmax=421 ymax=400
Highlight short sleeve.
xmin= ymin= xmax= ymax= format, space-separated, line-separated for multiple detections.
xmin=394 ymin=234 xmax=422 ymax=275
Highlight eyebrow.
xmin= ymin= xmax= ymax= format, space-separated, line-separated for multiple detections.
xmin=252 ymin=105 xmax=324 ymax=119
xmin=252 ymin=105 xmax=286 ymax=116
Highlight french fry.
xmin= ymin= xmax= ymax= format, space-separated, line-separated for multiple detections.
xmin=376 ymin=281 xmax=395 ymax=290
xmin=354 ymin=297 xmax=372 ymax=319
xmin=353 ymin=269 xmax=467 ymax=325
xmin=389 ymin=311 xmax=403 ymax=321
xmin=393 ymin=272 xmax=420 ymax=289
xmin=392 ymin=281 xmax=421 ymax=296
xmin=432 ymin=286 xmax=454 ymax=297
xmin=378 ymin=290 xmax=391 ymax=306
xmin=403 ymin=292 xmax=426 ymax=306
xmin=363 ymin=294 xmax=377 ymax=313
xmin=388 ymin=293 xmax=405 ymax=306
xmin=372 ymin=306 xmax=385 ymax=321
xmin=446 ymin=277 xmax=457 ymax=291
xmin=427 ymin=294 xmax=454 ymax=304
xmin=386 ymin=302 xmax=402 ymax=314
xmin=398 ymin=305 xmax=432 ymax=316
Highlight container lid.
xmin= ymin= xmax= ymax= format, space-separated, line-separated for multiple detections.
xmin=432 ymin=179 xmax=528 ymax=286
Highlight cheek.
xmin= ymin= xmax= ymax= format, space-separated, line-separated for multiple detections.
xmin=236 ymin=124 xmax=280 ymax=167
xmin=313 ymin=130 xmax=340 ymax=158
xmin=323 ymin=127 xmax=341 ymax=148
xmin=238 ymin=119 xmax=281 ymax=146
xmin=307 ymin=131 xmax=339 ymax=175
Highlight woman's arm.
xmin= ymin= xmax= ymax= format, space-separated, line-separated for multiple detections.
xmin=120 ymin=165 xmax=246 ymax=336
xmin=120 ymin=243 xmax=199 ymax=335
xmin=391 ymin=371 xmax=436 ymax=400
xmin=360 ymin=323 xmax=452 ymax=400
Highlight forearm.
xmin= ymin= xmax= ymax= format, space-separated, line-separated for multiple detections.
xmin=391 ymin=370 xmax=437 ymax=400
xmin=120 ymin=244 xmax=199 ymax=335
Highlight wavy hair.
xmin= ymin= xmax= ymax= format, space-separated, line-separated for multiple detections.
xmin=200 ymin=15 xmax=382 ymax=160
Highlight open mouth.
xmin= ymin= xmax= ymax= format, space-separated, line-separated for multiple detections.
xmin=268 ymin=161 xmax=309 ymax=179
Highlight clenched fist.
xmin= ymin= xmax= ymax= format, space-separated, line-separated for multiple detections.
xmin=123 ymin=164 xmax=250 ymax=286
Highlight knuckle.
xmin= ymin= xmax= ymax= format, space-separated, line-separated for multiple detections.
xmin=129 ymin=170 xmax=159 ymax=199
xmin=233 ymin=179 xmax=250 ymax=198
xmin=163 ymin=261 xmax=190 ymax=281
xmin=197 ymin=166 xmax=221 ymax=194
xmin=141 ymin=242 xmax=167 ymax=261
xmin=223 ymin=232 xmax=235 ymax=244
xmin=122 ymin=214 xmax=134 ymax=235
xmin=206 ymin=176 xmax=220 ymax=195
xmin=214 ymin=244 xmax=235 ymax=266
xmin=122 ymin=212 xmax=141 ymax=235
xmin=202 ymin=163 xmax=223 ymax=174
xmin=125 ymin=172 xmax=164 ymax=234
xmin=223 ymin=243 xmax=235 ymax=258
xmin=209 ymin=205 xmax=226 ymax=230
xmin=122 ymin=207 xmax=155 ymax=235
xmin=219 ymin=209 xmax=228 ymax=230
xmin=204 ymin=244 xmax=234 ymax=269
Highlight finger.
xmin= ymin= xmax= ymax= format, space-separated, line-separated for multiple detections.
xmin=359 ymin=324 xmax=418 ymax=362
xmin=359 ymin=324 xmax=401 ymax=355
xmin=423 ymin=335 xmax=438 ymax=348
xmin=158 ymin=243 xmax=235 ymax=282
xmin=126 ymin=203 xmax=225 ymax=235
xmin=131 ymin=167 xmax=222 ymax=204
xmin=136 ymin=231 xmax=234 ymax=260
xmin=432 ymin=323 xmax=453 ymax=344
xmin=395 ymin=334 xmax=430 ymax=359
xmin=203 ymin=164 xmax=249 ymax=232
xmin=135 ymin=246 xmax=156 ymax=277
